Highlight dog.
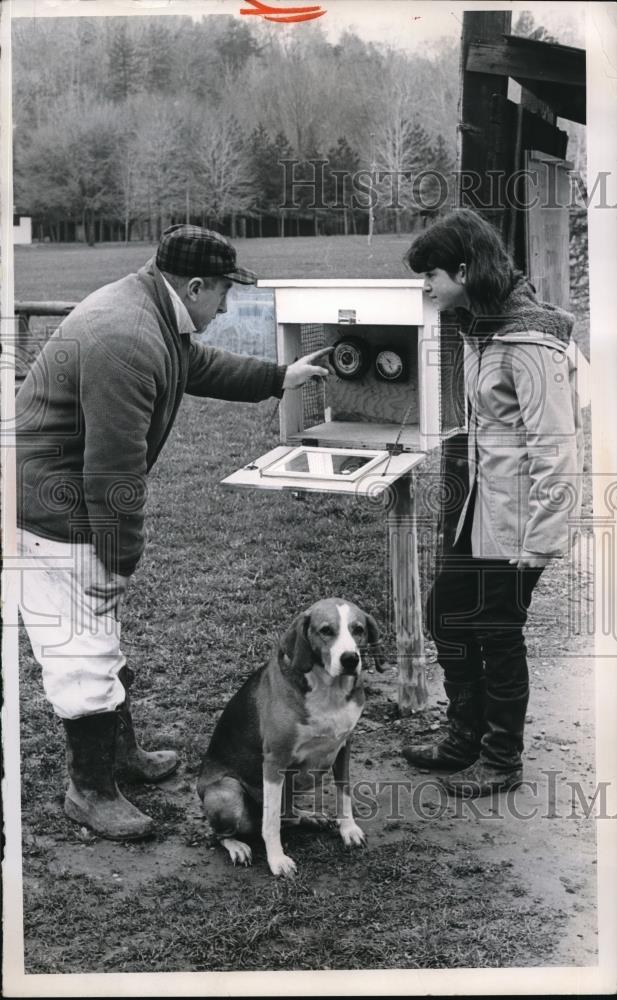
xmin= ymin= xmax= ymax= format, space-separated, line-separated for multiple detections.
xmin=197 ymin=598 xmax=383 ymax=877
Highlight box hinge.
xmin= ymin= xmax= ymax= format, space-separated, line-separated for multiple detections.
xmin=301 ymin=437 xmax=320 ymax=447
xmin=386 ymin=442 xmax=405 ymax=455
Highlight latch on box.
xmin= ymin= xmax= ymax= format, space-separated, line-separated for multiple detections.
xmin=338 ymin=308 xmax=356 ymax=324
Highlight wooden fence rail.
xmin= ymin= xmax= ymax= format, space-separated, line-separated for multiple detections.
xmin=14 ymin=301 xmax=78 ymax=388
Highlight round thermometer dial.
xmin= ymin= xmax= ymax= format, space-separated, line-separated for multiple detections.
xmin=375 ymin=348 xmax=406 ymax=382
xmin=331 ymin=337 xmax=370 ymax=380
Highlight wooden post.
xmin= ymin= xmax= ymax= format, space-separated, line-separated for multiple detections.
xmin=458 ymin=10 xmax=512 ymax=240
xmin=388 ymin=473 xmax=428 ymax=715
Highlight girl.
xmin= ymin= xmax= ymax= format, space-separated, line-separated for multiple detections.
xmin=402 ymin=208 xmax=584 ymax=797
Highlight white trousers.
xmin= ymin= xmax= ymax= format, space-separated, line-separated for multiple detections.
xmin=17 ymin=528 xmax=127 ymax=719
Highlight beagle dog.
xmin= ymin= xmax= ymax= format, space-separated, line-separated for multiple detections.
xmin=197 ymin=598 xmax=383 ymax=877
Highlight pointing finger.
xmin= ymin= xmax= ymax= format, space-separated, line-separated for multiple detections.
xmin=307 ymin=347 xmax=333 ymax=363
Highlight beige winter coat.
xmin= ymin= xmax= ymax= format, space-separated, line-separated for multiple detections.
xmin=456 ymin=329 xmax=585 ymax=559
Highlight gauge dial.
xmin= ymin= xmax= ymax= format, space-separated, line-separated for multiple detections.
xmin=331 ymin=337 xmax=370 ymax=380
xmin=375 ymin=348 xmax=406 ymax=382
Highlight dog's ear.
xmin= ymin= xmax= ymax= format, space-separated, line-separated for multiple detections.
xmin=365 ymin=612 xmax=380 ymax=646
xmin=364 ymin=612 xmax=386 ymax=673
xmin=279 ymin=612 xmax=314 ymax=678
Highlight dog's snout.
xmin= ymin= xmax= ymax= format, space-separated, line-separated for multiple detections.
xmin=341 ymin=651 xmax=360 ymax=673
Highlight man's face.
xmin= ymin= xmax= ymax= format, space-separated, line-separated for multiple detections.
xmin=184 ymin=276 xmax=232 ymax=333
xmin=422 ymin=266 xmax=468 ymax=311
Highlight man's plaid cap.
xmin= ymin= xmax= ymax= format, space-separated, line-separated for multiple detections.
xmin=156 ymin=224 xmax=257 ymax=285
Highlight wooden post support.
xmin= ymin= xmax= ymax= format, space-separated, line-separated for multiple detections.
xmin=458 ymin=10 xmax=512 ymax=241
xmin=388 ymin=473 xmax=428 ymax=716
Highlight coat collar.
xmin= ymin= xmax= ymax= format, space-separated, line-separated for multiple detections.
xmin=137 ymin=256 xmax=187 ymax=338
xmin=456 ymin=273 xmax=574 ymax=347
xmin=461 ymin=328 xmax=569 ymax=353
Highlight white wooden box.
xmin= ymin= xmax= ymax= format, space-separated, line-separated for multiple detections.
xmin=222 ymin=279 xmax=465 ymax=497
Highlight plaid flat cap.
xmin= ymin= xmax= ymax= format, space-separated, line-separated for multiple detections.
xmin=156 ymin=224 xmax=257 ymax=284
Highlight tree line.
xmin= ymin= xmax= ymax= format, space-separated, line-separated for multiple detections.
xmin=12 ymin=15 xmax=460 ymax=242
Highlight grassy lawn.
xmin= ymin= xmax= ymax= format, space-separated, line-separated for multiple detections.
xmin=18 ymin=391 xmax=568 ymax=974
xmin=15 ymin=238 xmax=594 ymax=974
xmin=14 ymin=234 xmax=413 ymax=300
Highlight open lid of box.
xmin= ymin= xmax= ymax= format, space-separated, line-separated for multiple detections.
xmin=221 ymin=444 xmax=425 ymax=496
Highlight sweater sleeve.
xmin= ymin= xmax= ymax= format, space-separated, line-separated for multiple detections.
xmin=79 ymin=323 xmax=159 ymax=577
xmin=186 ymin=340 xmax=286 ymax=401
xmin=511 ymin=344 xmax=579 ymax=556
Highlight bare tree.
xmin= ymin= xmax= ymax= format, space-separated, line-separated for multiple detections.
xmin=130 ymin=95 xmax=183 ymax=239
xmin=371 ymin=54 xmax=425 ymax=231
xmin=12 ymin=16 xmax=461 ymax=239
xmin=192 ymin=109 xmax=256 ymax=230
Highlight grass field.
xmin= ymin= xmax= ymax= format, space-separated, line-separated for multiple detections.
xmin=14 ymin=238 xmax=597 ymax=975
xmin=15 ymin=234 xmax=413 ymax=299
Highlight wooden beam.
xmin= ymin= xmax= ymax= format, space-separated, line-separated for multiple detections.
xmin=458 ymin=11 xmax=513 ymax=240
xmin=525 ymin=151 xmax=572 ymax=309
xmin=14 ymin=301 xmax=77 ymax=316
xmin=515 ymin=79 xmax=585 ymax=125
xmin=467 ymin=39 xmax=586 ymax=88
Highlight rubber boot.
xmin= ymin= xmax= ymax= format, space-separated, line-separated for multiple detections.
xmin=115 ymin=667 xmax=179 ymax=784
xmin=63 ymin=712 xmax=154 ymax=840
xmin=440 ymin=690 xmax=528 ymax=797
xmin=402 ymin=678 xmax=485 ymax=770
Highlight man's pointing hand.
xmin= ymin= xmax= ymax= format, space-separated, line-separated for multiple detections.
xmin=283 ymin=347 xmax=333 ymax=389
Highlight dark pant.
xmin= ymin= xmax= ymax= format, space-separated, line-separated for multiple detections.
xmin=427 ymin=552 xmax=542 ymax=698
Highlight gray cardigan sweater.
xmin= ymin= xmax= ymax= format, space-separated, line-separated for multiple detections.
xmin=16 ymin=259 xmax=286 ymax=576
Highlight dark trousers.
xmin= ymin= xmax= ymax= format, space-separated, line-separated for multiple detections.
xmin=427 ymin=516 xmax=543 ymax=706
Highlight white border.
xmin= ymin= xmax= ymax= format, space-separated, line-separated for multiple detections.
xmin=2 ymin=1 xmax=616 ymax=996
xmin=587 ymin=0 xmax=617 ymax=984
xmin=1 ymin=0 xmax=26 ymax=991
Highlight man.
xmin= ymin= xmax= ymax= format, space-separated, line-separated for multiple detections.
xmin=16 ymin=225 xmax=330 ymax=840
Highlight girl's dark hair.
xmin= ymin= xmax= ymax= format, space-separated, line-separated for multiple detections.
xmin=404 ymin=208 xmax=515 ymax=312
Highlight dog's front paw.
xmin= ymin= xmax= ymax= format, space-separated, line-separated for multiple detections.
xmin=338 ymin=819 xmax=366 ymax=848
xmin=221 ymin=838 xmax=252 ymax=867
xmin=268 ymin=852 xmax=297 ymax=878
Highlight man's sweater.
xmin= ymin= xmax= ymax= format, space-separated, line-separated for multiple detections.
xmin=16 ymin=259 xmax=286 ymax=576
